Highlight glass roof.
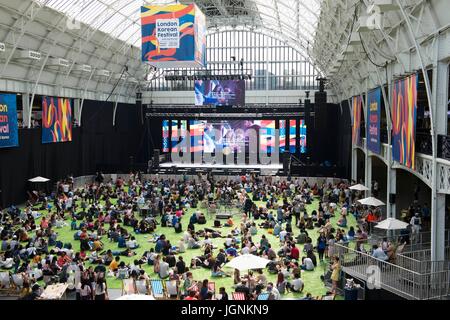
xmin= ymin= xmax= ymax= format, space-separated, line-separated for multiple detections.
xmin=34 ymin=0 xmax=321 ymax=51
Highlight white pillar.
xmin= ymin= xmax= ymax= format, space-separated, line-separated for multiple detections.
xmin=73 ymin=98 xmax=81 ymax=126
xmin=365 ymin=155 xmax=372 ymax=197
xmin=430 ymin=57 xmax=448 ymax=262
xmin=386 ymin=168 xmax=396 ymax=218
xmin=351 ymin=148 xmax=357 ymax=182
xmin=21 ymin=93 xmax=31 ymax=128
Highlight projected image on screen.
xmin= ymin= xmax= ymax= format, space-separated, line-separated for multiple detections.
xmin=279 ymin=120 xmax=286 ymax=153
xmin=300 ymin=120 xmax=307 ymax=154
xmin=171 ymin=120 xmax=179 ymax=152
xmin=162 ymin=120 xmax=169 ymax=153
xmin=195 ymin=80 xmax=245 ymax=106
xmin=289 ymin=120 xmax=297 ymax=154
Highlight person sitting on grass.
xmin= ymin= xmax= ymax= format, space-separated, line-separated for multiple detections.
xmin=286 ymin=273 xmax=304 ymax=293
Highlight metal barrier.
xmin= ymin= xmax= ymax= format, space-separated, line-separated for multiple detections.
xmin=334 ymin=243 xmax=450 ymax=300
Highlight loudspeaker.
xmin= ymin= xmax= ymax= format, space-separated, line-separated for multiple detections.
xmin=314 ymin=91 xmax=327 ymax=105
xmin=153 ymin=149 xmax=160 ymax=168
xmin=283 ymin=152 xmax=290 ymax=173
xmin=389 ymin=193 xmax=396 ymax=204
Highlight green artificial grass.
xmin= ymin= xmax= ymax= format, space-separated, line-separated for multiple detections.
xmin=13 ymin=191 xmax=357 ymax=300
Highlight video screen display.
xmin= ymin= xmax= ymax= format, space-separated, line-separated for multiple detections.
xmin=279 ymin=120 xmax=286 ymax=153
xmin=162 ymin=120 xmax=169 ymax=153
xmin=163 ymin=119 xmax=307 ymax=155
xmin=171 ymin=120 xmax=179 ymax=152
xmin=289 ymin=120 xmax=297 ymax=154
xmin=194 ymin=80 xmax=245 ymax=106
xmin=300 ymin=119 xmax=307 ymax=154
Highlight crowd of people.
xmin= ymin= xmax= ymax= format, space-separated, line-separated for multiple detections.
xmin=0 ymin=171 xmax=424 ymax=300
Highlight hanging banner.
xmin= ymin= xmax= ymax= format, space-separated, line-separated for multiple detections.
xmin=279 ymin=120 xmax=286 ymax=153
xmin=0 ymin=93 xmax=18 ymax=148
xmin=171 ymin=120 xmax=179 ymax=152
xmin=392 ymin=73 xmax=418 ymax=170
xmin=42 ymin=97 xmax=72 ymax=144
xmin=367 ymin=88 xmax=382 ymax=154
xmin=141 ymin=4 xmax=206 ymax=68
xmin=300 ymin=119 xmax=307 ymax=154
xmin=289 ymin=119 xmax=297 ymax=154
xmin=352 ymin=96 xmax=362 ymax=146
xmin=162 ymin=120 xmax=169 ymax=153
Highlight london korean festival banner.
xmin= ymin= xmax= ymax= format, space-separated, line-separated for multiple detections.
xmin=42 ymin=96 xmax=73 ymax=144
xmin=367 ymin=87 xmax=381 ymax=154
xmin=352 ymin=96 xmax=362 ymax=146
xmin=0 ymin=93 xmax=18 ymax=148
xmin=392 ymin=73 xmax=418 ymax=170
xmin=141 ymin=3 xmax=207 ymax=68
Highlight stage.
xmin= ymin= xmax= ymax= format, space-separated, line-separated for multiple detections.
xmin=159 ymin=162 xmax=283 ymax=170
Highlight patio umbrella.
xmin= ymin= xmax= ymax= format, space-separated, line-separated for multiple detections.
xmin=225 ymin=254 xmax=271 ymax=271
xmin=375 ymin=218 xmax=409 ymax=230
xmin=357 ymin=197 xmax=385 ymax=207
xmin=28 ymin=176 xmax=50 ymax=183
xmin=349 ymin=184 xmax=369 ymax=191
xmin=115 ymin=294 xmax=155 ymax=300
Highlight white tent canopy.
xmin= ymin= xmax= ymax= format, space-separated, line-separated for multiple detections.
xmin=357 ymin=197 xmax=385 ymax=207
xmin=28 ymin=176 xmax=50 ymax=183
xmin=349 ymin=184 xmax=369 ymax=191
xmin=375 ymin=218 xmax=409 ymax=230
xmin=115 ymin=294 xmax=155 ymax=300
xmin=225 ymin=254 xmax=271 ymax=271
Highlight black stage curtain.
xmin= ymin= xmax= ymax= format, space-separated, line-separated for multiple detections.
xmin=0 ymin=99 xmax=151 ymax=208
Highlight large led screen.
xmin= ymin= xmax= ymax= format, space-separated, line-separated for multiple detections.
xmin=194 ymin=80 xmax=245 ymax=106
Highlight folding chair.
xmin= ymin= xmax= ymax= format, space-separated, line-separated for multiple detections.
xmin=232 ymin=292 xmax=246 ymax=300
xmin=0 ymin=272 xmax=12 ymax=290
xmin=208 ymin=282 xmax=216 ymax=295
xmin=150 ymin=279 xmax=166 ymax=299
xmin=12 ymin=274 xmax=24 ymax=291
xmin=121 ymin=278 xmax=137 ymax=295
xmin=135 ymin=279 xmax=151 ymax=295
xmin=257 ymin=292 xmax=270 ymax=300
xmin=165 ymin=280 xmax=179 ymax=299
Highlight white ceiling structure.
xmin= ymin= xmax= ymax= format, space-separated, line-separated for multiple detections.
xmin=0 ymin=0 xmax=322 ymax=104
xmin=0 ymin=0 xmax=448 ymax=105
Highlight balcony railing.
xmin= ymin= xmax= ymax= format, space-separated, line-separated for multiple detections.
xmin=438 ymin=134 xmax=450 ymax=161
xmin=334 ymin=243 xmax=450 ymax=300
xmin=416 ymin=132 xmax=432 ymax=155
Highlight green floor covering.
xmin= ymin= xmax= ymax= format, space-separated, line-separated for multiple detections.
xmin=11 ymin=193 xmax=357 ymax=300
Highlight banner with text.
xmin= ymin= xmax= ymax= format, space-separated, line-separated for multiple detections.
xmin=141 ymin=4 xmax=206 ymax=68
xmin=367 ymin=88 xmax=381 ymax=154
xmin=0 ymin=93 xmax=18 ymax=148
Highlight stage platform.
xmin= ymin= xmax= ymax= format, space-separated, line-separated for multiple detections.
xmin=159 ymin=162 xmax=283 ymax=170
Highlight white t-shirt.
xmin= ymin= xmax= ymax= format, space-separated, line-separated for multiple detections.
xmin=291 ymin=278 xmax=304 ymax=291
xmin=303 ymin=258 xmax=315 ymax=271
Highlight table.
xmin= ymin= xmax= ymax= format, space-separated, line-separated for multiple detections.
xmin=39 ymin=283 xmax=69 ymax=300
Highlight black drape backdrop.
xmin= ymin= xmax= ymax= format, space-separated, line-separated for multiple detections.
xmin=0 ymin=99 xmax=156 ymax=208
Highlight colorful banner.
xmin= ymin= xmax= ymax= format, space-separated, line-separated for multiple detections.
xmin=141 ymin=4 xmax=206 ymax=68
xmin=171 ymin=120 xmax=179 ymax=152
xmin=42 ymin=97 xmax=72 ymax=144
xmin=300 ymin=120 xmax=307 ymax=154
xmin=0 ymin=94 xmax=18 ymax=148
xmin=352 ymin=96 xmax=362 ymax=146
xmin=289 ymin=119 xmax=297 ymax=154
xmin=279 ymin=120 xmax=286 ymax=153
xmin=162 ymin=120 xmax=169 ymax=152
xmin=180 ymin=120 xmax=187 ymax=152
xmin=256 ymin=120 xmax=275 ymax=153
xmin=189 ymin=120 xmax=205 ymax=153
xmin=392 ymin=74 xmax=418 ymax=170
xmin=367 ymin=88 xmax=382 ymax=154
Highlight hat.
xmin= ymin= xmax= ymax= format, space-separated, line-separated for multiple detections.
xmin=415 ymin=212 xmax=420 ymax=217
